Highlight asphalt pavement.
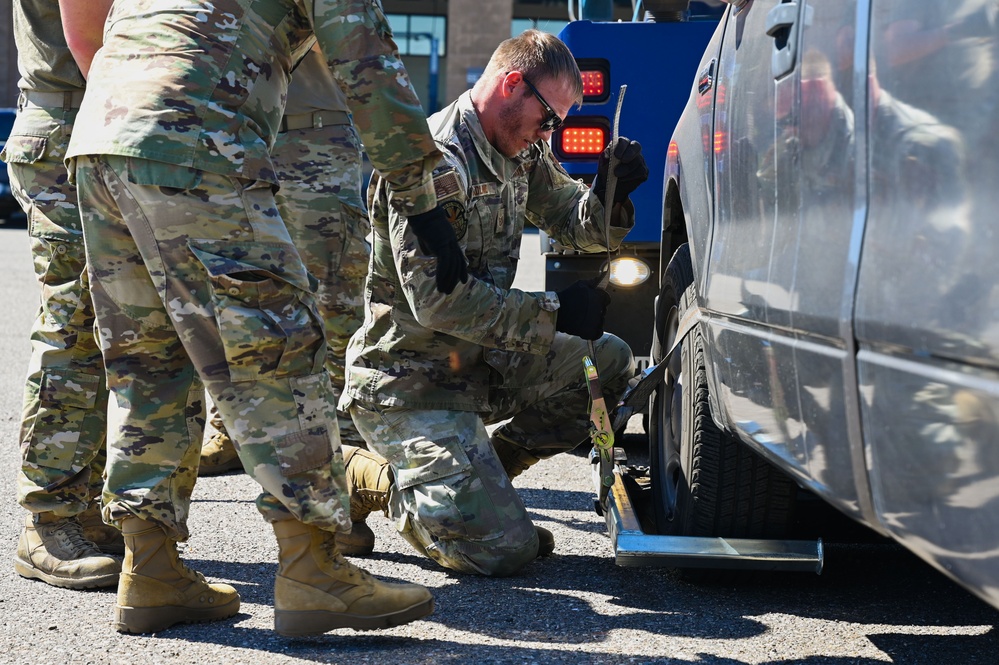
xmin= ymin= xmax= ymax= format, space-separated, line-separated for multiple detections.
xmin=0 ymin=226 xmax=997 ymax=664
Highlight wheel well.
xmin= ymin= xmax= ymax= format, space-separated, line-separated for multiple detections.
xmin=660 ymin=178 xmax=687 ymax=285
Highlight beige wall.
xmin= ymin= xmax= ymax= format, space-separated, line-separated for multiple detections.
xmin=445 ymin=0 xmax=513 ymax=103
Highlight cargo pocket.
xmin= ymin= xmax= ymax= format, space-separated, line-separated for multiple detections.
xmin=393 ymin=435 xmax=477 ymax=540
xmin=2 ymin=134 xmax=75 ymax=241
xmin=24 ymin=369 xmax=102 ymax=471
xmin=1 ymin=133 xmax=47 ymax=165
xmin=393 ymin=435 xmax=473 ymax=489
xmin=274 ymin=425 xmax=334 ymax=477
xmin=188 ymin=238 xmax=324 ymax=382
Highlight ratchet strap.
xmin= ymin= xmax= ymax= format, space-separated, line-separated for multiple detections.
xmin=583 ymin=84 xmax=628 ymax=506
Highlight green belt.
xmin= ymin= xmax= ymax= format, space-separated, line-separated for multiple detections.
xmin=279 ymin=110 xmax=350 ymax=132
xmin=20 ymin=89 xmax=86 ymax=110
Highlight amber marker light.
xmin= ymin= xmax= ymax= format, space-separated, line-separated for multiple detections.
xmin=560 ymin=126 xmax=607 ymax=155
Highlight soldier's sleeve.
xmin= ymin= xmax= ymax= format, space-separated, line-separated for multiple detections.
xmin=525 ymin=142 xmax=635 ymax=252
xmin=390 ymin=158 xmax=559 ymax=355
xmin=309 ymin=0 xmax=442 ymax=216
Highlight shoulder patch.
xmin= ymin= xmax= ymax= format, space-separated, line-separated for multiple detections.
xmin=433 ymin=170 xmax=462 ymax=200
xmin=442 ymin=200 xmax=467 ymax=241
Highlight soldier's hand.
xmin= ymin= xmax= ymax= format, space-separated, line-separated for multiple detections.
xmin=555 ymin=279 xmax=611 ymax=340
xmin=408 ymin=206 xmax=469 ymax=294
xmin=592 ymin=137 xmax=650 ymax=206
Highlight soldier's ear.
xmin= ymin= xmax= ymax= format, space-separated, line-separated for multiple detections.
xmin=501 ymin=71 xmax=523 ymax=98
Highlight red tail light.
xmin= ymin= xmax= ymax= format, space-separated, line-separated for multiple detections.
xmin=581 ymin=70 xmax=606 ymax=99
xmin=560 ymin=126 xmax=607 ymax=155
xmin=575 ymin=59 xmax=609 ymax=103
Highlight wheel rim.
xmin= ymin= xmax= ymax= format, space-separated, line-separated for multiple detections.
xmin=659 ymin=301 xmax=684 ymax=522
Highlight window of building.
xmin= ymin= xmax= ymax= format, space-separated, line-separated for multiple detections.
xmin=512 ymin=18 xmax=569 ymax=37
xmin=387 ymin=14 xmax=447 ymax=56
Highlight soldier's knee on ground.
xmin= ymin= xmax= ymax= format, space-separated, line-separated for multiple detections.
xmin=400 ymin=511 xmax=539 ymax=577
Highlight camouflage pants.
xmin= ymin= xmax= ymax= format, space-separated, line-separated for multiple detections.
xmin=74 ymin=154 xmax=350 ymax=540
xmin=3 ymin=102 xmax=109 ymax=517
xmin=207 ymin=121 xmax=369 ymax=446
xmin=349 ymin=332 xmax=634 ymax=576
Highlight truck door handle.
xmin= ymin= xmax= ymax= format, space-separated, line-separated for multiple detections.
xmin=766 ymin=0 xmax=800 ymax=79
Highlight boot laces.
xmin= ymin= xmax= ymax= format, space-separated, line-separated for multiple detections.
xmin=56 ymin=519 xmax=99 ymax=557
xmin=319 ymin=530 xmax=371 ymax=582
xmin=351 ymin=490 xmax=387 ymax=520
xmin=171 ymin=544 xmax=207 ymax=584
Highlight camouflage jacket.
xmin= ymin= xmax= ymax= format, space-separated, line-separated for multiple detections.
xmin=12 ymin=0 xmax=85 ymax=94
xmin=344 ymin=91 xmax=634 ymax=412
xmin=65 ymin=0 xmax=440 ymax=215
xmin=284 ymin=44 xmax=348 ymax=117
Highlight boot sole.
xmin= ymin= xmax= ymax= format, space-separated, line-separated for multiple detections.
xmin=334 ymin=540 xmax=375 ymax=557
xmin=197 ymin=458 xmax=245 ymax=477
xmin=115 ymin=597 xmax=241 ymax=634
xmin=13 ymin=556 xmax=119 ymax=590
xmin=274 ymin=596 xmax=434 ymax=637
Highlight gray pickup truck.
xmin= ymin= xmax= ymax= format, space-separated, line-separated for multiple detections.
xmin=601 ymin=0 xmax=999 ymax=611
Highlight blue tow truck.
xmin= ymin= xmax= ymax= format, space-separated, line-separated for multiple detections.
xmin=546 ymin=1 xmax=723 ymax=370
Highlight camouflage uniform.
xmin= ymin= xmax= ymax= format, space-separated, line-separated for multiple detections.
xmin=65 ymin=0 xmax=441 ymax=540
xmin=2 ymin=0 xmax=108 ymax=519
xmin=345 ymin=91 xmax=636 ymax=575
xmin=207 ymin=44 xmax=368 ymax=449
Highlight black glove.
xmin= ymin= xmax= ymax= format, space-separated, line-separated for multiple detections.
xmin=592 ymin=137 xmax=650 ymax=206
xmin=555 ymin=279 xmax=611 ymax=340
xmin=408 ymin=206 xmax=469 ymax=295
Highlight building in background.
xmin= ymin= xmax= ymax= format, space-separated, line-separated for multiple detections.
xmin=385 ymin=0 xmax=635 ymax=111
xmin=0 ymin=1 xmax=637 ymax=111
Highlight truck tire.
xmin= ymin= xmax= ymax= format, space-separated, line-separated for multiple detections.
xmin=650 ymin=244 xmax=797 ymax=543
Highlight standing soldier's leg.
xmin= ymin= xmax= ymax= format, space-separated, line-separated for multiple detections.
xmin=198 ymin=124 xmax=369 ymax=468
xmin=6 ymin=102 xmax=119 ymax=589
xmin=273 ymin=122 xmax=376 ymax=553
xmin=77 ymin=155 xmax=431 ymax=635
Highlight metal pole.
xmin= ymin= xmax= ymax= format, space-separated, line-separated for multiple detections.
xmin=428 ymin=36 xmax=439 ymax=114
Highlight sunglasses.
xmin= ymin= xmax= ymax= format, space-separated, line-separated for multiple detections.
xmin=522 ymin=77 xmax=563 ymax=133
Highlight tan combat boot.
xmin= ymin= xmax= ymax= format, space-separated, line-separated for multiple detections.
xmin=78 ymin=501 xmax=125 ymax=555
xmin=272 ymin=518 xmax=433 ymax=636
xmin=115 ymin=516 xmax=240 ymax=634
xmin=198 ymin=430 xmax=244 ymax=476
xmin=490 ymin=434 xmax=556 ymax=557
xmin=14 ymin=512 xmax=120 ymax=589
xmin=337 ymin=445 xmax=391 ymax=556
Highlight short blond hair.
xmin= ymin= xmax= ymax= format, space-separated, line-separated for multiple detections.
xmin=482 ymin=29 xmax=583 ymax=104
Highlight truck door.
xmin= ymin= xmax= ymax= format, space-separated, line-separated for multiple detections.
xmin=775 ymin=1 xmax=866 ymax=514
xmin=703 ymin=0 xmax=806 ymax=465
xmin=705 ymin=0 xmax=866 ymax=512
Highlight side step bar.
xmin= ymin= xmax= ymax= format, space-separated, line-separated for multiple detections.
xmin=599 ymin=462 xmax=824 ymax=573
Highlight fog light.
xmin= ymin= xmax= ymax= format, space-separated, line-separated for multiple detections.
xmin=608 ymin=257 xmax=650 ymax=287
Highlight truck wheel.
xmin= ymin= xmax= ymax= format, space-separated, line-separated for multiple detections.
xmin=649 ymin=244 xmax=797 ymax=542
